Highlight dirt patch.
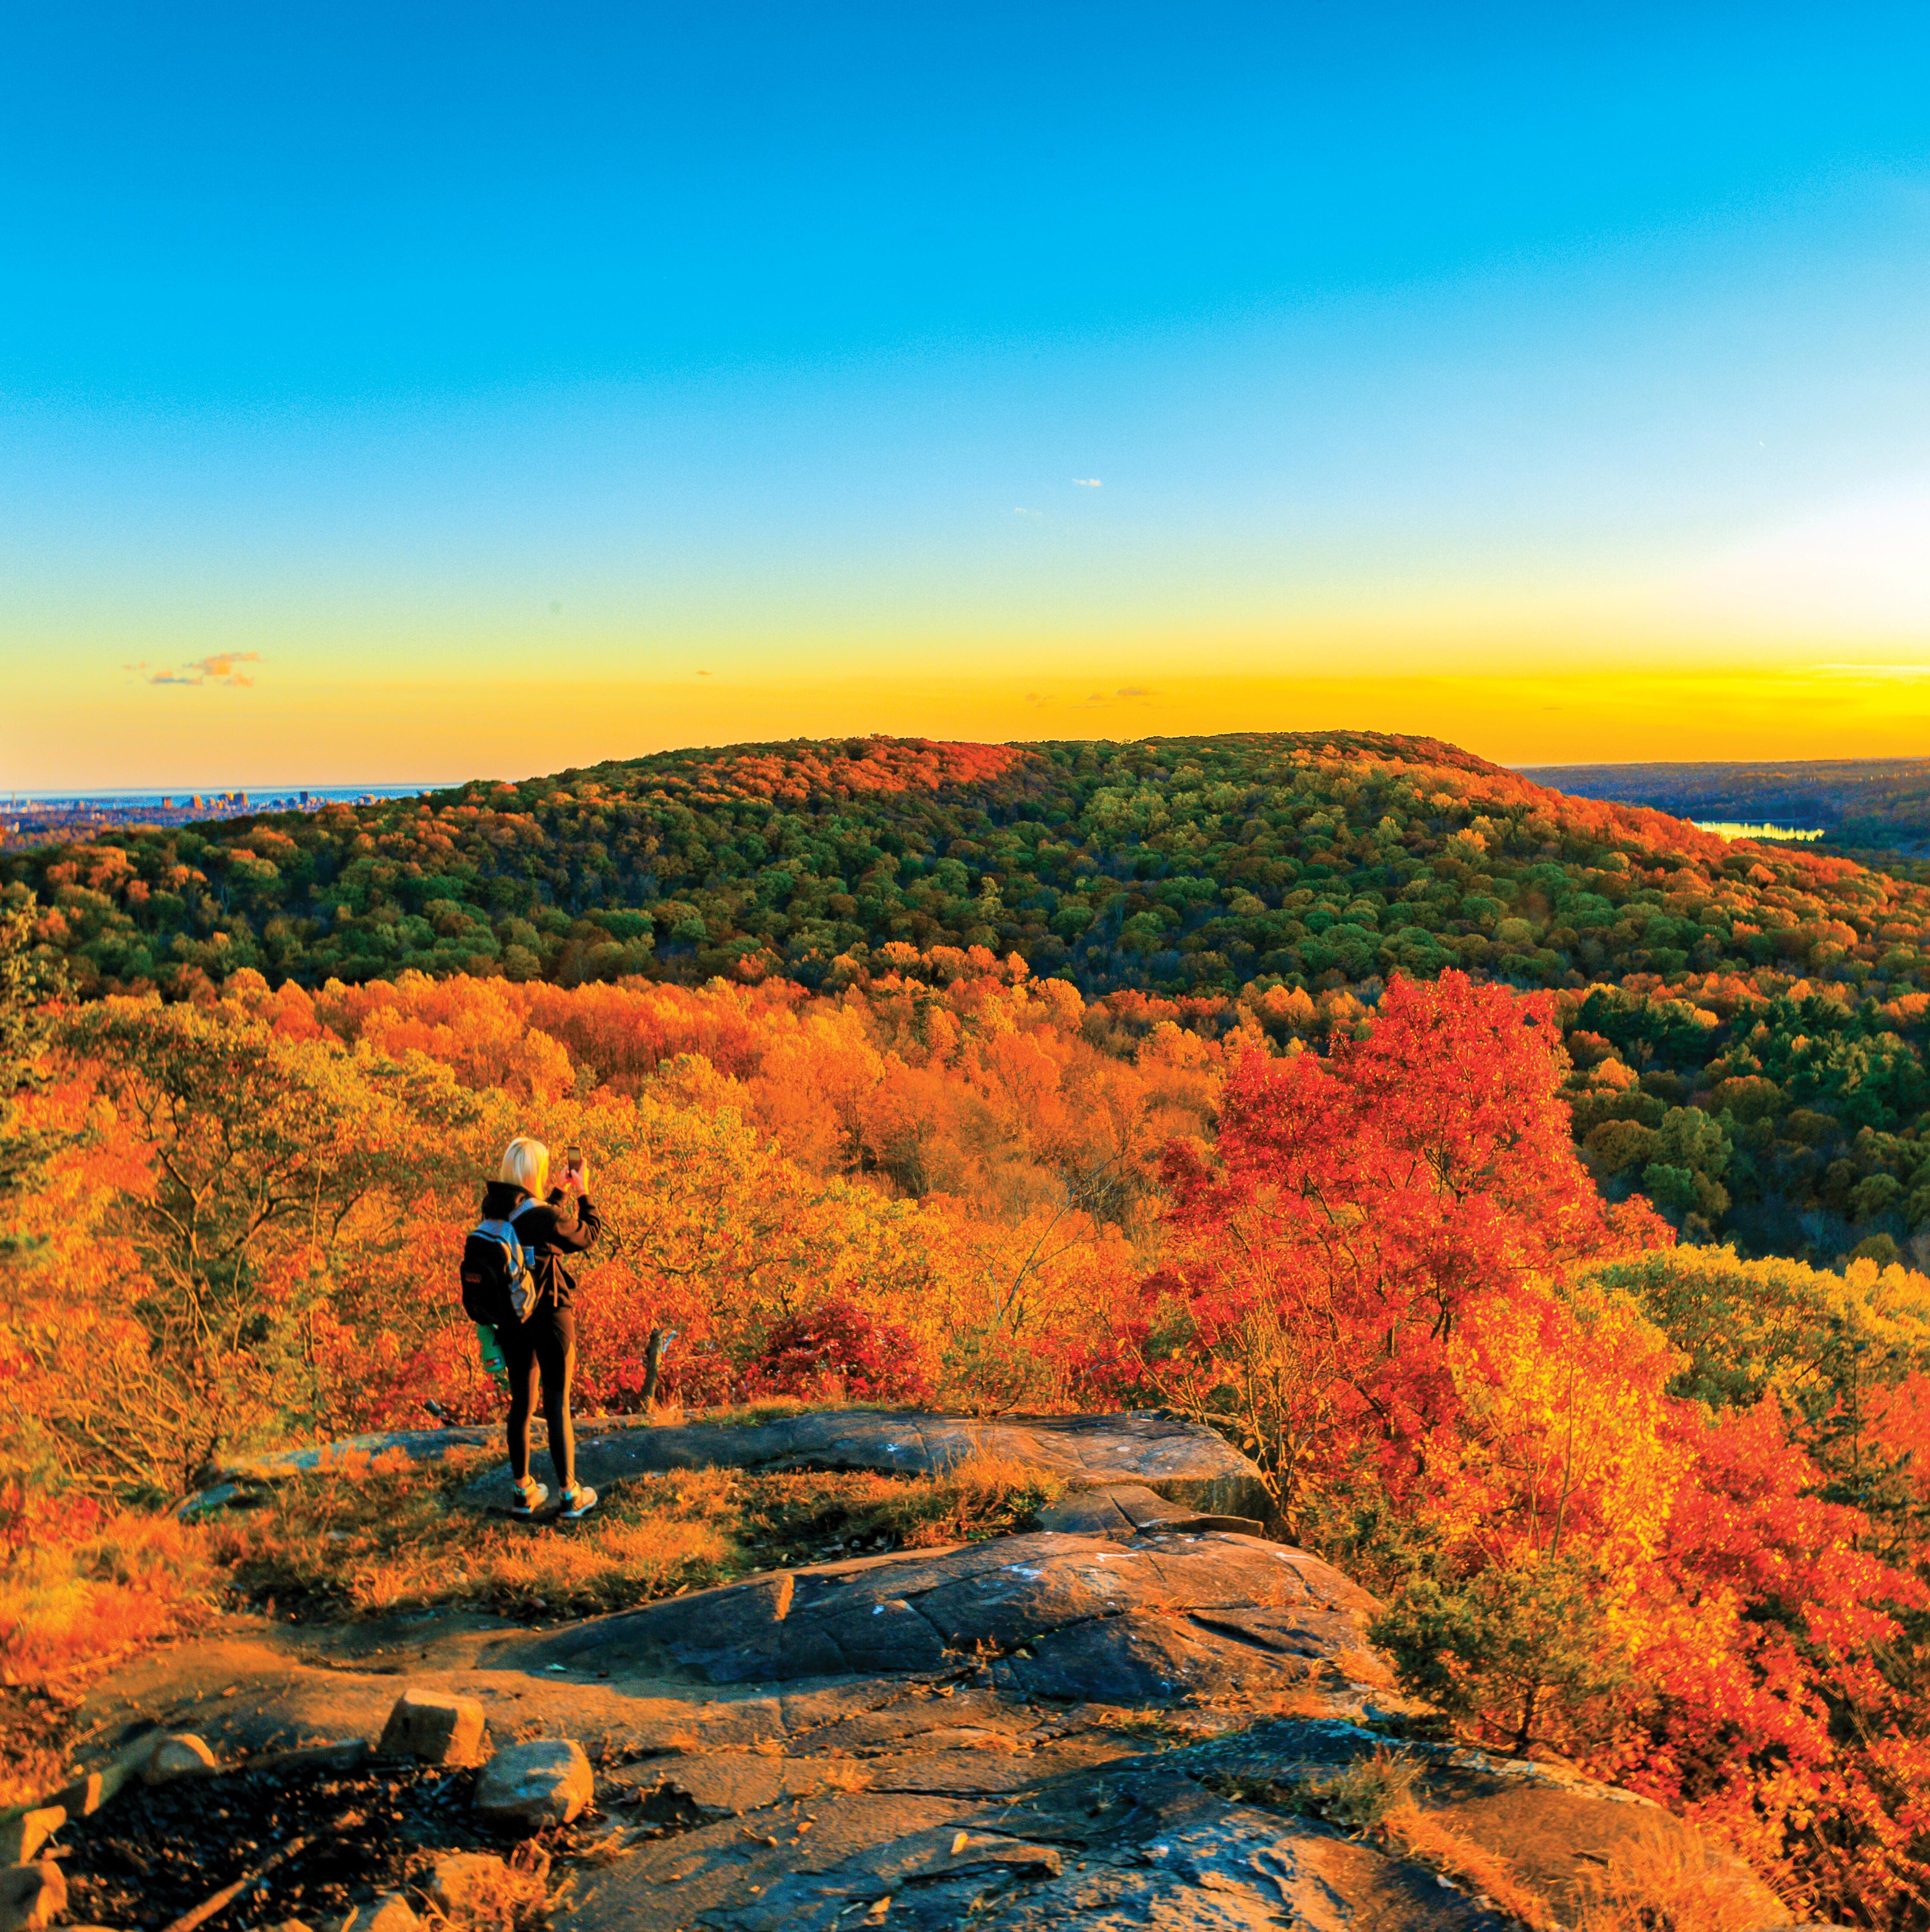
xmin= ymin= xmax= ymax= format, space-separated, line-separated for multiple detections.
xmin=58 ymin=1755 xmax=575 ymax=1931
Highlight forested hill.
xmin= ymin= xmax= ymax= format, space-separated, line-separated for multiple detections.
xmin=8 ymin=728 xmax=1930 ymax=1262
xmin=9 ymin=728 xmax=1927 ymax=1001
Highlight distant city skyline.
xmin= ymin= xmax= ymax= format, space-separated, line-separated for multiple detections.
xmin=6 ymin=2 xmax=1930 ymax=785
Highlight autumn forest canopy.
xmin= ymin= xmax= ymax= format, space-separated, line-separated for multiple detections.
xmin=6 ymin=733 xmax=1930 ymax=1926
xmin=8 ymin=729 xmax=1928 ymax=1270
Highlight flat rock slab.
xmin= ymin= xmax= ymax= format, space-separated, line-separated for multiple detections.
xmin=462 ymin=1410 xmax=1270 ymax=1520
xmin=558 ymin=1752 xmax=1497 ymax=1932
xmin=1032 ymin=1482 xmax=1264 ymax=1539
xmin=506 ymin=1530 xmax=1390 ymax=1698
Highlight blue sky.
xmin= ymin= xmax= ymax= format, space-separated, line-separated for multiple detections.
xmin=6 ymin=3 xmax=1930 ymax=784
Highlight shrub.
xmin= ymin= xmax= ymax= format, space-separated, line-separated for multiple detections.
xmin=748 ymin=1296 xmax=933 ymax=1405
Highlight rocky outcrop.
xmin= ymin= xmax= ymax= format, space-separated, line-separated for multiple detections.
xmin=77 ymin=1408 xmax=1789 ymax=1932
xmin=558 ymin=1694 xmax=1786 ymax=1932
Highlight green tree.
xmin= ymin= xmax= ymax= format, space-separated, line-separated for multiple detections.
xmin=0 ymin=893 xmax=69 ymax=1204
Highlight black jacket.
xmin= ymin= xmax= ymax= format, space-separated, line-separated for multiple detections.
xmin=480 ymin=1179 xmax=602 ymax=1313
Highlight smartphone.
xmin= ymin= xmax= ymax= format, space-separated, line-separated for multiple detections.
xmin=566 ymin=1144 xmax=583 ymax=1169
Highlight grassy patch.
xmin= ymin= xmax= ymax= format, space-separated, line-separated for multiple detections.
xmin=0 ymin=1509 xmax=215 ymax=1805
xmin=1208 ymin=1745 xmax=1425 ymax=1833
xmin=1574 ymin=1819 xmax=1782 ymax=1932
xmin=1212 ymin=1750 xmax=1566 ymax=1929
xmin=202 ymin=1446 xmax=1062 ymax=1624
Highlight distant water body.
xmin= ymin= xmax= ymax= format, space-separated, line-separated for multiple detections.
xmin=1693 ymin=821 xmax=1825 ymax=843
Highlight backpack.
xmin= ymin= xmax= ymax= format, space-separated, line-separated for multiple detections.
xmin=459 ymin=1201 xmax=543 ymax=1327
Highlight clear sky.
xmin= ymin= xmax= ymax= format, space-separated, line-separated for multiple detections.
xmin=6 ymin=1 xmax=1930 ymax=788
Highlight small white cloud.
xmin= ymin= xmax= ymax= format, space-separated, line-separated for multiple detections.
xmin=1073 ymin=478 xmax=1102 ymax=488
xmin=1013 ymin=506 xmax=1042 ymax=517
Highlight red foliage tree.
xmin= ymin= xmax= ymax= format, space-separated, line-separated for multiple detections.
xmin=1121 ymin=971 xmax=1667 ymax=1521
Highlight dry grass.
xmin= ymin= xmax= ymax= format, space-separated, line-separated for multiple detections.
xmin=1209 ymin=1751 xmax=1566 ymax=1932
xmin=1299 ymin=1749 xmax=1425 ymax=1832
xmin=1575 ymin=1818 xmax=1778 ymax=1932
xmin=202 ymin=1451 xmax=737 ymax=1622
xmin=1382 ymin=1800 xmax=1562 ymax=1931
xmin=0 ymin=1507 xmax=214 ymax=1804
xmin=201 ymin=1443 xmax=1062 ymax=1624
xmin=430 ymin=1843 xmax=553 ymax=1932
xmin=1210 ymin=1746 xmax=1426 ymax=1832
xmin=0 ymin=1508 xmax=211 ymax=1678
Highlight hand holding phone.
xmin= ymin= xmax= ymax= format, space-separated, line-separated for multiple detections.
xmin=566 ymin=1143 xmax=588 ymax=1193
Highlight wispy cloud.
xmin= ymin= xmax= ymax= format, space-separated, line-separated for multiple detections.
xmin=1117 ymin=685 xmax=1153 ymax=697
xmin=696 ymin=669 xmax=712 ymax=677
xmin=1013 ymin=506 xmax=1043 ymax=517
xmin=149 ymin=652 xmax=261 ymax=688
xmin=1073 ymin=478 xmax=1102 ymax=487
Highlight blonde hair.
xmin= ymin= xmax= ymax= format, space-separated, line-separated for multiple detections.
xmin=499 ymin=1136 xmax=549 ymax=1197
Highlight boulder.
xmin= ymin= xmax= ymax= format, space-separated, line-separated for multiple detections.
xmin=141 ymin=1733 xmax=219 ymax=1783
xmin=359 ymin=1895 xmax=420 ymax=1932
xmin=464 ymin=1411 xmax=1271 ymax=1523
xmin=378 ymin=1688 xmax=487 ymax=1766
xmin=473 ymin=1739 xmax=595 ymax=1830
xmin=0 ymin=1862 xmax=64 ymax=1932
xmin=427 ymin=1852 xmax=511 ymax=1914
xmin=0 ymin=1808 xmax=63 ymax=1867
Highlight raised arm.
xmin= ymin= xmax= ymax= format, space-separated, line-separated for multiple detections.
xmin=543 ymin=1188 xmax=603 ymax=1251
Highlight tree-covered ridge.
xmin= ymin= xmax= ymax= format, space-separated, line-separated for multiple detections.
xmin=7 ymin=729 xmax=1930 ymax=1267
xmin=10 ymin=728 xmax=1929 ymax=1002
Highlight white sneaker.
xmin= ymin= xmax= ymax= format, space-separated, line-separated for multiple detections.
xmin=510 ymin=1479 xmax=548 ymax=1519
xmin=558 ymin=1484 xmax=598 ymax=1521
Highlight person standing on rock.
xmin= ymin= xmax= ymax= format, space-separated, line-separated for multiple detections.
xmin=474 ymin=1135 xmax=603 ymax=1521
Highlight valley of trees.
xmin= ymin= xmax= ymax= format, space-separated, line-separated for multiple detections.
xmin=1533 ymin=754 xmax=1930 ymax=861
xmin=6 ymin=731 xmax=1928 ymax=1268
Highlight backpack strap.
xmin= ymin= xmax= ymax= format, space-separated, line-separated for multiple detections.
xmin=506 ymin=1197 xmax=551 ymax=1304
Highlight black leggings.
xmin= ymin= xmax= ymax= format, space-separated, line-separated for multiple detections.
xmin=495 ymin=1303 xmax=577 ymax=1492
